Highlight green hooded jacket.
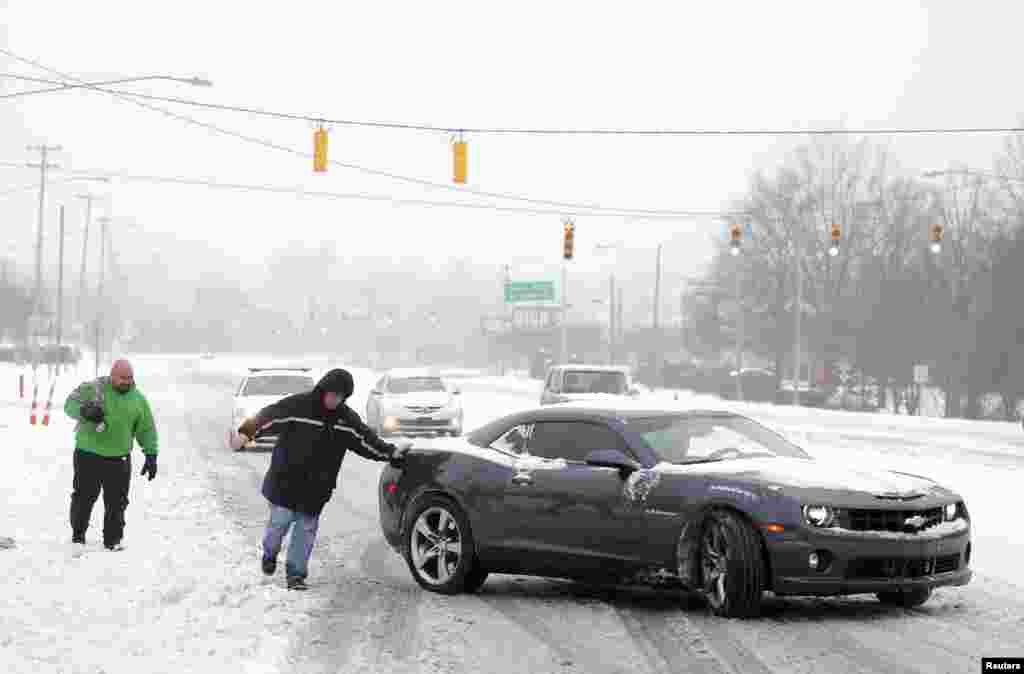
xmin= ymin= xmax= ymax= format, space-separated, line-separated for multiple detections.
xmin=64 ymin=376 xmax=159 ymax=458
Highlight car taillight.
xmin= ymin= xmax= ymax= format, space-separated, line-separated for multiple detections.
xmin=385 ymin=482 xmax=398 ymax=495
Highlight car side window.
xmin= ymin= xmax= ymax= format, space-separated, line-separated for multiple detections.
xmin=527 ymin=421 xmax=628 ymax=463
xmin=236 ymin=378 xmax=247 ymax=396
xmin=545 ymin=370 xmax=560 ymax=393
xmin=490 ymin=424 xmax=531 ymax=455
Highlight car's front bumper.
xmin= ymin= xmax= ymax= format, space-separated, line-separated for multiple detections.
xmin=380 ymin=410 xmax=461 ymax=437
xmin=767 ymin=522 xmax=972 ymax=597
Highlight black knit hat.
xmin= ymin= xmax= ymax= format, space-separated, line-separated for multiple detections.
xmin=316 ymin=368 xmax=354 ymax=399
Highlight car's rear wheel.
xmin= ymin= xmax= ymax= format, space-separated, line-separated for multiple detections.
xmin=403 ymin=495 xmax=480 ymax=595
xmin=698 ymin=509 xmax=765 ymax=618
xmin=876 ymin=587 xmax=932 ymax=607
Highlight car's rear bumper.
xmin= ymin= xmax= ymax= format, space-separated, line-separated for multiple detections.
xmin=767 ymin=524 xmax=972 ymax=597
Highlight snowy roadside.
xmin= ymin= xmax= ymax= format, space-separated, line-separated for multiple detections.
xmin=0 ymin=362 xmax=322 ymax=674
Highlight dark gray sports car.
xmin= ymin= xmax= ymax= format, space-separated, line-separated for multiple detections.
xmin=378 ymin=401 xmax=972 ymax=618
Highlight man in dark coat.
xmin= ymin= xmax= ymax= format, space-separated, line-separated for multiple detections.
xmin=233 ymin=368 xmax=405 ymax=590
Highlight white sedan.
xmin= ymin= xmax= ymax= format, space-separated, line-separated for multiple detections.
xmin=231 ymin=367 xmax=316 ymax=450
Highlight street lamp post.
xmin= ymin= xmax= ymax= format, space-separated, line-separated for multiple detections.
xmin=595 ymin=242 xmax=624 ymax=366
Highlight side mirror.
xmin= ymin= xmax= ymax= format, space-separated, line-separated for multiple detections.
xmin=451 ymin=386 xmax=461 ymax=395
xmin=585 ymin=449 xmax=642 ymax=475
xmin=629 ymin=386 xmax=641 ymax=396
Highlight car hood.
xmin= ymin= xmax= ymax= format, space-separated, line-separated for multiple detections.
xmin=653 ymin=456 xmax=957 ymax=501
xmin=234 ymin=396 xmax=284 ymax=415
xmin=384 ymin=392 xmax=453 ymax=408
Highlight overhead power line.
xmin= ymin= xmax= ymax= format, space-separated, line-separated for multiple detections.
xmin=0 ymin=160 xmax=738 ymax=220
xmin=0 ymin=49 xmax=708 ymax=218
xmin=3 ymin=63 xmax=1021 ymax=137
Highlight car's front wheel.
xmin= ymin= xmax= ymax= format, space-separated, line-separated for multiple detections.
xmin=876 ymin=587 xmax=932 ymax=607
xmin=403 ymin=495 xmax=480 ymax=595
xmin=699 ymin=509 xmax=765 ymax=618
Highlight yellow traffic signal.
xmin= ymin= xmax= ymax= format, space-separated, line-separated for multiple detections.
xmin=313 ymin=126 xmax=328 ymax=173
xmin=453 ymin=139 xmax=468 ymax=184
xmin=829 ymin=223 xmax=841 ymax=256
xmin=729 ymin=224 xmax=742 ymax=256
xmin=563 ymin=220 xmax=575 ymax=260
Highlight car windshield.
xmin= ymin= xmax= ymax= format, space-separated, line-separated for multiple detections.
xmin=562 ymin=370 xmax=628 ymax=394
xmin=631 ymin=415 xmax=810 ymax=464
xmin=389 ymin=377 xmax=446 ymax=394
xmin=242 ymin=375 xmax=313 ymax=396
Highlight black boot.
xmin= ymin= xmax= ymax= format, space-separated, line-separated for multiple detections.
xmin=286 ymin=576 xmax=308 ymax=591
xmin=262 ymin=556 xmax=277 ymax=575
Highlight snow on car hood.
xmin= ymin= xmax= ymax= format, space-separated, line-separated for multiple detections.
xmin=558 ymin=393 xmax=630 ymax=402
xmin=652 ymin=456 xmax=947 ymax=497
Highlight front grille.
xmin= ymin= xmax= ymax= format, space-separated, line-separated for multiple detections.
xmin=842 ymin=507 xmax=943 ymax=533
xmin=846 ymin=554 xmax=960 ymax=580
xmin=397 ymin=418 xmax=449 ymax=428
xmin=405 ymin=405 xmax=442 ymax=415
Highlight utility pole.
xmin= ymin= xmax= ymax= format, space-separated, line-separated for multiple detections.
xmin=95 ymin=216 xmax=109 ymax=377
xmin=734 ymin=257 xmax=744 ymax=401
xmin=560 ymin=257 xmax=568 ymax=364
xmin=56 ymin=206 xmax=66 ymax=375
xmin=793 ymin=220 xmax=803 ymax=407
xmin=26 ymin=144 xmax=61 ymax=366
xmin=617 ymin=287 xmax=623 ymax=364
xmin=75 ymin=194 xmax=97 ymax=329
xmin=608 ymin=274 xmax=616 ymax=365
xmin=652 ymin=243 xmax=663 ymax=386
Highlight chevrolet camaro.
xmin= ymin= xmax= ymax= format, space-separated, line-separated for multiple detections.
xmin=378 ymin=401 xmax=971 ymax=618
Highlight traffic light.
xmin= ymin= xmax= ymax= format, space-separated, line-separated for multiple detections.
xmin=829 ymin=223 xmax=841 ymax=256
xmin=728 ymin=224 xmax=742 ymax=256
xmin=313 ymin=126 xmax=328 ymax=173
xmin=930 ymin=223 xmax=944 ymax=254
xmin=563 ymin=220 xmax=575 ymax=260
xmin=453 ymin=139 xmax=468 ymax=184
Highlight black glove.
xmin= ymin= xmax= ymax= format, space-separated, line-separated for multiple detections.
xmin=140 ymin=455 xmax=157 ymax=481
xmin=80 ymin=401 xmax=105 ymax=424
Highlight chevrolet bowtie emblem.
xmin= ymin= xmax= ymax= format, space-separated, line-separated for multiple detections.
xmin=903 ymin=515 xmax=927 ymax=530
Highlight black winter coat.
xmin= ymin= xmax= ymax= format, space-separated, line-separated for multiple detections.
xmin=238 ymin=388 xmax=396 ymax=516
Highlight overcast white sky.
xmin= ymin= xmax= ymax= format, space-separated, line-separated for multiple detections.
xmin=2 ymin=0 xmax=1023 ymax=282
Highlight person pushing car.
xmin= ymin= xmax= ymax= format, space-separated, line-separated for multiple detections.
xmin=231 ymin=368 xmax=407 ymax=590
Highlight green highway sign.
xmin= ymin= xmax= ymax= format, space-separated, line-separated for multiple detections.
xmin=504 ymin=280 xmax=556 ymax=304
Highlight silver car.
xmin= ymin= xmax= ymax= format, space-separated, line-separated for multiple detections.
xmin=539 ymin=364 xmax=638 ymax=405
xmin=366 ymin=369 xmax=464 ymax=437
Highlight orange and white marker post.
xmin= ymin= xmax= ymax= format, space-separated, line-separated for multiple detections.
xmin=41 ymin=378 xmax=58 ymax=426
xmin=29 ymin=378 xmax=39 ymax=425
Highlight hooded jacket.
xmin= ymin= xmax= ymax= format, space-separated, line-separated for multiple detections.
xmin=238 ymin=369 xmax=395 ymax=515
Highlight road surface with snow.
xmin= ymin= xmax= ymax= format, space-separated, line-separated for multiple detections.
xmin=2 ymin=353 xmax=1022 ymax=673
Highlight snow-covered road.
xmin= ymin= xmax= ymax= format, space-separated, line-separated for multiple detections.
xmin=1 ymin=354 xmax=1022 ymax=673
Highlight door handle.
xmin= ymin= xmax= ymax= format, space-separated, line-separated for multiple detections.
xmin=511 ymin=473 xmax=533 ymax=486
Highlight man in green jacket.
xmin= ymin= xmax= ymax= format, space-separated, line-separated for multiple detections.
xmin=64 ymin=359 xmax=159 ymax=550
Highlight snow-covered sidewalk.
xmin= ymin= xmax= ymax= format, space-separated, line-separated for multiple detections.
xmin=0 ymin=363 xmax=314 ymax=674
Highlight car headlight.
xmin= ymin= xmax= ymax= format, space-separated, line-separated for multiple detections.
xmin=943 ymin=502 xmax=959 ymax=521
xmin=802 ymin=504 xmax=836 ymax=528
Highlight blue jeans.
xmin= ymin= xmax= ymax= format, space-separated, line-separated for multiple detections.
xmin=262 ymin=503 xmax=321 ymax=579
